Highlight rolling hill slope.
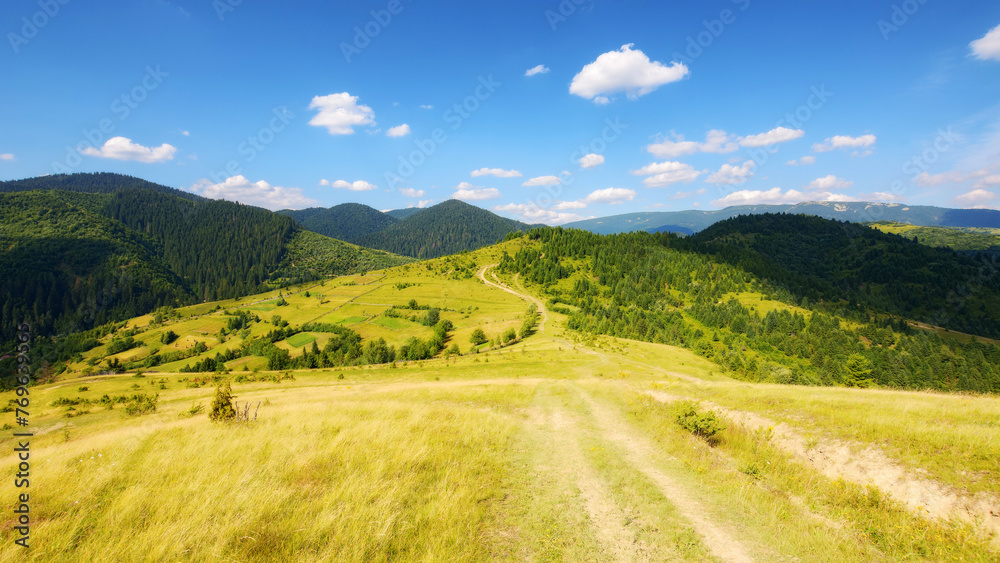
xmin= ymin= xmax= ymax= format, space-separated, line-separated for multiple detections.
xmin=278 ymin=203 xmax=399 ymax=242
xmin=352 ymin=199 xmax=535 ymax=258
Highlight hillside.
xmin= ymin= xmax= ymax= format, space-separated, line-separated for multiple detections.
xmin=0 ymin=175 xmax=412 ymax=366
xmin=498 ymin=225 xmax=999 ymax=393
xmin=385 ymin=207 xmax=423 ymax=220
xmin=352 ymin=199 xmax=534 ymax=258
xmin=565 ymin=201 xmax=1000 ymax=234
xmin=4 ymin=241 xmax=998 ymax=560
xmin=0 ymin=191 xmax=194 ymax=344
xmin=0 ymin=172 xmax=203 ymax=201
xmin=685 ymin=214 xmax=1000 ymax=338
xmin=868 ymin=221 xmax=1000 ymax=253
xmin=278 ymin=203 xmax=399 ymax=242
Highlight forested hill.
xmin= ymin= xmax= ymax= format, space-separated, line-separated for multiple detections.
xmin=0 ymin=177 xmax=411 ymax=366
xmin=684 ymin=214 xmax=1000 ymax=338
xmin=0 ymin=191 xmax=194 ymax=344
xmin=279 ymin=203 xmax=398 ymax=242
xmin=351 ymin=200 xmax=535 ymax=259
xmin=499 ymin=227 xmax=1000 ymax=393
xmin=0 ymin=172 xmax=202 ymax=201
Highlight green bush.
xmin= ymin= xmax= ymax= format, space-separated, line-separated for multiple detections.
xmin=123 ymin=394 xmax=158 ymax=416
xmin=209 ymin=381 xmax=236 ymax=422
xmin=675 ymin=401 xmax=725 ymax=444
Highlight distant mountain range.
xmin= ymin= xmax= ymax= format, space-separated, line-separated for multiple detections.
xmin=565 ymin=201 xmax=1000 ymax=235
xmin=281 ymin=200 xmax=537 ymax=259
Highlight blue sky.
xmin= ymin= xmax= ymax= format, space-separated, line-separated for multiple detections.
xmin=2 ymin=0 xmax=1000 ymax=223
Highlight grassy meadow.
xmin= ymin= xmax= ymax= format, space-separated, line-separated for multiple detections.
xmin=2 ymin=239 xmax=998 ymax=561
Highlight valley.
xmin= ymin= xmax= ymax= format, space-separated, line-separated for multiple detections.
xmin=2 ymin=239 xmax=998 ymax=561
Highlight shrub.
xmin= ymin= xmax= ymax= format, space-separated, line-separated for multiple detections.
xmin=123 ymin=394 xmax=158 ymax=416
xmin=675 ymin=401 xmax=725 ymax=444
xmin=209 ymin=381 xmax=236 ymax=422
xmin=469 ymin=328 xmax=488 ymax=346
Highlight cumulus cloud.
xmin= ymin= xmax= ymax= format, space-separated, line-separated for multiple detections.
xmin=399 ymin=188 xmax=425 ymax=198
xmin=953 ymin=188 xmax=998 ymax=208
xmin=570 ymin=44 xmax=688 ymax=103
xmin=81 ymin=137 xmax=177 ymax=163
xmin=0 ymin=153 xmax=14 ymax=161
xmin=553 ymin=200 xmax=588 ymax=210
xmin=813 ymin=134 xmax=877 ymax=153
xmin=522 ymin=175 xmax=562 ymax=187
xmin=807 ymin=175 xmax=853 ymax=190
xmin=471 ymin=167 xmax=522 ymax=178
xmin=971 ymin=24 xmax=1000 ymax=61
xmin=739 ymin=126 xmax=805 ymax=147
xmin=631 ymin=161 xmax=702 ymax=187
xmin=711 ymin=187 xmax=856 ymax=208
xmin=647 ymin=129 xmax=737 ymax=158
xmin=308 ymin=92 xmax=375 ymax=135
xmin=786 ymin=156 xmax=816 ymax=166
xmin=706 ymin=161 xmax=756 ymax=185
xmin=494 ymin=202 xmax=586 ymax=225
xmin=386 ymin=124 xmax=411 ymax=137
xmin=525 ymin=64 xmax=550 ymax=77
xmin=420 ymin=104 xmax=434 ymax=110
xmin=583 ymin=187 xmax=636 ymax=204
xmin=973 ymin=174 xmax=1000 ymax=189
xmin=579 ymin=153 xmax=605 ymax=169
xmin=452 ymin=182 xmax=501 ymax=201
xmin=320 ymin=179 xmax=377 ymax=191
xmin=189 ymin=176 xmax=316 ymax=210
xmin=914 ymin=171 xmax=965 ymax=186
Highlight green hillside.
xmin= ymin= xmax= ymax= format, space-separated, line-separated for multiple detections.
xmin=686 ymin=214 xmax=1000 ymax=338
xmin=279 ymin=203 xmax=399 ymax=242
xmin=868 ymin=221 xmax=1000 ymax=253
xmin=354 ymin=199 xmax=533 ymax=258
xmin=498 ymin=225 xmax=1000 ymax=393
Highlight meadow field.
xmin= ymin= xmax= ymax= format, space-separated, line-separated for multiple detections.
xmin=2 ymin=241 xmax=998 ymax=561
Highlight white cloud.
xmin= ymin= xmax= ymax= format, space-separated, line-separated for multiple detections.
xmin=522 ymin=175 xmax=562 ymax=187
xmin=953 ymin=189 xmax=998 ymax=208
xmin=553 ymin=200 xmax=587 ymax=210
xmin=706 ymin=160 xmax=756 ymax=185
xmin=583 ymin=187 xmax=636 ymax=204
xmin=813 ymin=134 xmax=877 ymax=153
xmin=739 ymin=127 xmax=804 ymax=147
xmin=525 ymin=64 xmax=550 ymax=77
xmin=321 ymin=179 xmax=378 ymax=191
xmin=494 ymin=202 xmax=586 ymax=225
xmin=308 ymin=92 xmax=375 ymax=135
xmin=631 ymin=161 xmax=702 ymax=187
xmin=416 ymin=199 xmax=434 ymax=208
xmin=807 ymin=175 xmax=853 ymax=190
xmin=914 ymin=171 xmax=964 ymax=186
xmin=453 ymin=182 xmax=501 ymax=201
xmin=570 ymin=44 xmax=689 ymax=103
xmin=579 ymin=153 xmax=605 ymax=169
xmin=973 ymin=174 xmax=1000 ymax=189
xmin=971 ymin=24 xmax=1000 ymax=61
xmin=81 ymin=137 xmax=177 ymax=163
xmin=786 ymin=156 xmax=816 ymax=166
xmin=862 ymin=192 xmax=906 ymax=203
xmin=0 ymin=153 xmax=14 ymax=161
xmin=647 ymin=129 xmax=737 ymax=158
xmin=399 ymin=188 xmax=425 ymax=198
xmin=386 ymin=124 xmax=411 ymax=137
xmin=189 ymin=176 xmax=316 ymax=211
xmin=181 ymin=130 xmax=190 ymax=136
xmin=711 ymin=187 xmax=857 ymax=208
xmin=420 ymin=104 xmax=434 ymax=110
xmin=471 ymin=167 xmax=522 ymax=178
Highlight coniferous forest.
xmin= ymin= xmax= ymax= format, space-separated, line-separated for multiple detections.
xmin=499 ymin=220 xmax=1000 ymax=393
